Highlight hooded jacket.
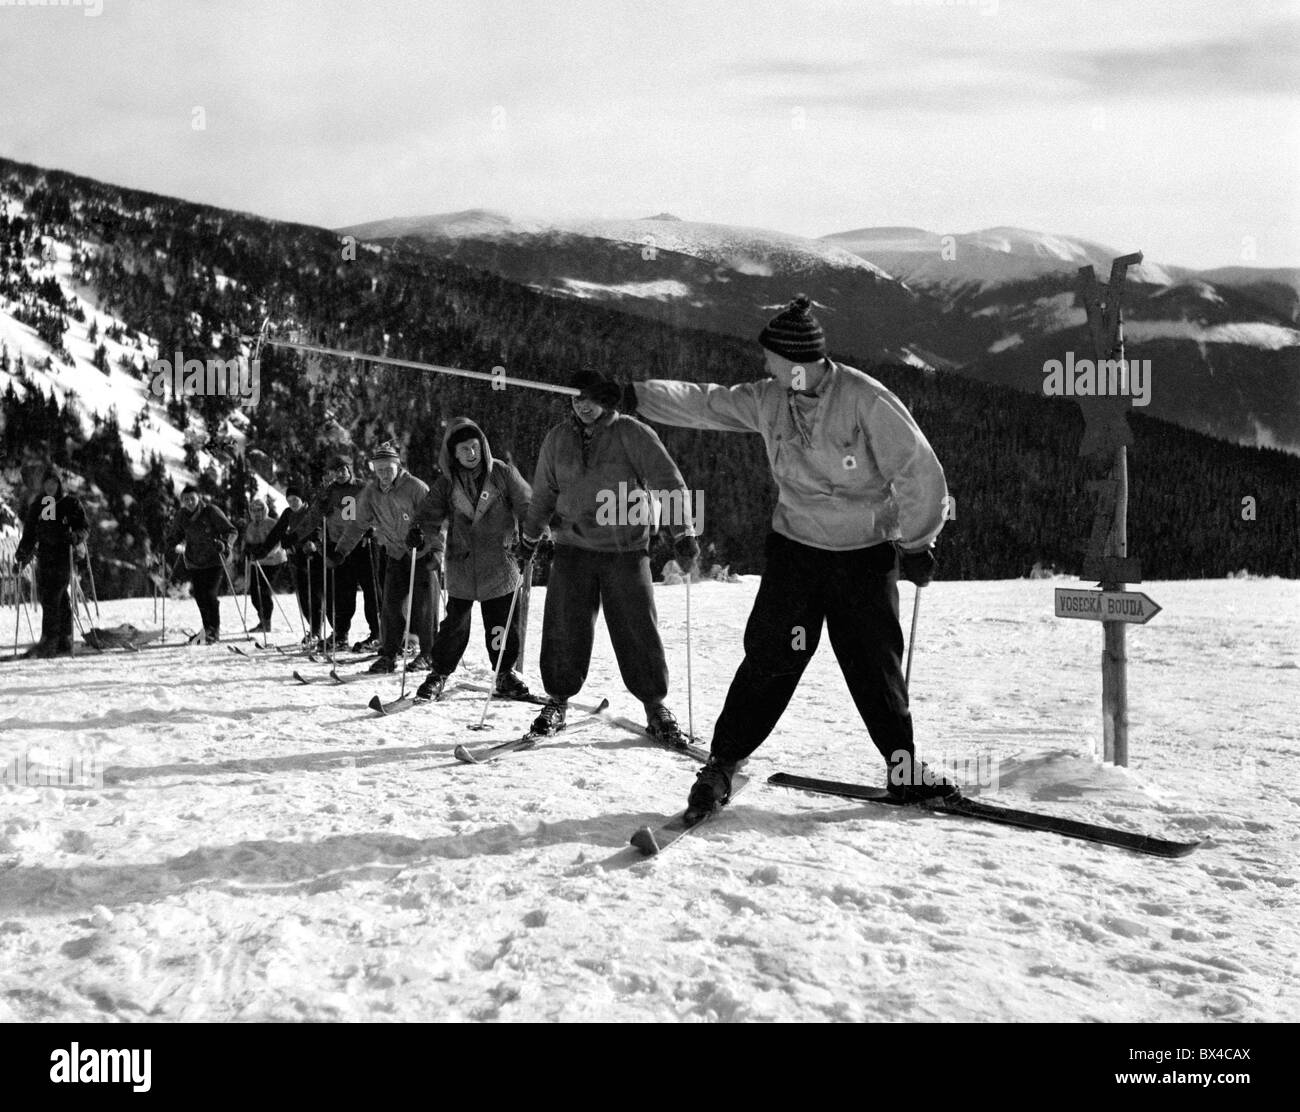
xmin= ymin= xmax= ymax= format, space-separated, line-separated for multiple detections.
xmin=414 ymin=417 xmax=531 ymax=601
xmin=522 ymin=411 xmax=692 ymax=553
xmin=166 ymin=500 xmax=238 ymax=570
xmin=335 ymin=467 xmax=436 ymax=561
xmin=15 ymin=471 xmax=89 ymax=565
xmin=634 ymin=361 xmax=948 ymax=552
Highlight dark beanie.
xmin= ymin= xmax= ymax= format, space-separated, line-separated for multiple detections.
xmin=570 ymin=369 xmax=622 ymax=409
xmin=447 ymin=425 xmax=479 ymax=452
xmin=759 ymin=295 xmax=826 ymax=364
xmin=369 ymin=441 xmax=401 ymax=463
xmin=286 ymin=483 xmax=305 ymax=500
xmin=328 ymin=454 xmax=353 ymax=471
xmin=181 ymin=483 xmax=200 ymax=496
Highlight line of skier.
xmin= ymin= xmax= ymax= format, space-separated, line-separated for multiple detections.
xmin=10 ymin=295 xmax=961 ymax=811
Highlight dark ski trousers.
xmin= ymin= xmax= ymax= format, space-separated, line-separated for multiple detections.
xmin=190 ymin=565 xmax=223 ymax=634
xmin=540 ymin=545 xmax=668 ymax=706
xmin=359 ymin=540 xmax=381 ymax=639
xmin=249 ymin=562 xmax=278 ymax=625
xmin=292 ymin=560 xmax=322 ymax=636
xmin=35 ymin=551 xmax=74 ymax=646
xmin=710 ymin=533 xmax=913 ymax=767
xmin=430 ymin=590 xmax=521 ymax=678
xmin=379 ymin=550 xmax=437 ymax=659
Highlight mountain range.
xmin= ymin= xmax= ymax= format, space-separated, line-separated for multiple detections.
xmin=342 ymin=212 xmax=1300 ymax=452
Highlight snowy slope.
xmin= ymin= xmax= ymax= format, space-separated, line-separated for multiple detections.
xmin=0 ymin=578 xmax=1295 ymax=1022
xmin=0 ymin=200 xmax=268 ymax=498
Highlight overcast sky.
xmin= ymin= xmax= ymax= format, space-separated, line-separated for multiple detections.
xmin=1 ymin=0 xmax=1296 ymax=268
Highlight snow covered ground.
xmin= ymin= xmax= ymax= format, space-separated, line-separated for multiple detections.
xmin=0 ymin=577 xmax=1296 ymax=1023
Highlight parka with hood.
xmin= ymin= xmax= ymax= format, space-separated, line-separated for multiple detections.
xmin=414 ymin=417 xmax=532 ymax=601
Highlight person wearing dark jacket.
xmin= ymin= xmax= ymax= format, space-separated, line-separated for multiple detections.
xmin=255 ymin=483 xmax=320 ymax=645
xmin=165 ymin=485 xmax=237 ymax=642
xmin=519 ymin=370 xmax=698 ymax=744
xmin=407 ymin=417 xmax=532 ymax=701
xmin=294 ymin=455 xmax=381 ymax=652
xmin=14 ymin=466 xmax=89 ymax=657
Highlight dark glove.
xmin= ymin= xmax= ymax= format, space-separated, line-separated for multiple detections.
xmin=405 ymin=525 xmax=424 ymax=551
xmin=898 ymin=546 xmax=936 ymax=587
xmin=516 ymin=535 xmax=539 ymax=569
xmin=215 ymin=541 xmax=230 ymax=560
xmin=325 ymin=545 xmax=342 ymax=569
xmin=246 ymin=543 xmax=266 ymax=561
xmin=674 ymin=533 xmax=700 ymax=569
xmin=15 ymin=551 xmax=32 ymax=572
xmin=301 ymin=539 xmax=318 ymax=555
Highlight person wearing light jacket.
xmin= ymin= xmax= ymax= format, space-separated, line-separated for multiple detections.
xmin=627 ymin=294 xmax=957 ymax=821
xmin=518 ymin=370 xmax=699 ymax=745
xmin=333 ymin=442 xmax=440 ymax=674
xmin=406 ymin=417 xmax=532 ymax=702
xmin=241 ymin=496 xmax=286 ymax=633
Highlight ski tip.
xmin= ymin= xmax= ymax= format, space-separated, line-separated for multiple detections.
xmin=367 ymin=694 xmax=384 ymax=714
xmin=596 ymin=697 xmax=611 ymax=712
xmin=452 ymin=745 xmax=479 ymax=765
xmin=292 ymin=671 xmax=309 ymax=684
xmin=629 ymin=827 xmax=660 ymax=856
xmin=328 ymin=670 xmax=344 ymax=685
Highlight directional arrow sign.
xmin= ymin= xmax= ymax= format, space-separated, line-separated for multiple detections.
xmin=1055 ymin=588 xmax=1162 ymax=624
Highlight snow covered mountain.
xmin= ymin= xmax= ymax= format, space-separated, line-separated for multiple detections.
xmin=340 ymin=211 xmax=1300 ymax=451
xmin=821 ymin=225 xmax=1174 ymax=292
xmin=339 ymin=211 xmax=941 ymax=369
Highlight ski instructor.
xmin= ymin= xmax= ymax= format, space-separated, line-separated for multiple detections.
xmin=625 ymin=295 xmax=957 ymax=820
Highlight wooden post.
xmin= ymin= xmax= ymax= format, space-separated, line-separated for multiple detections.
xmin=1078 ymin=254 xmax=1142 ymax=766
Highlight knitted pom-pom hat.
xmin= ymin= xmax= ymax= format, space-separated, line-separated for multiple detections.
xmin=758 ymin=294 xmax=826 ymax=364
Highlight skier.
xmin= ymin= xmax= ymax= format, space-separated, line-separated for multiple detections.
xmin=333 ymin=442 xmax=440 ymax=674
xmin=626 ymin=295 xmax=958 ymax=817
xmin=518 ymin=370 xmax=699 ymax=742
xmin=253 ymin=483 xmax=321 ymax=646
xmin=165 ymin=485 xmax=237 ymax=643
xmin=297 ymin=455 xmax=382 ymax=652
xmin=13 ymin=465 xmax=88 ymax=657
xmin=241 ymin=495 xmax=285 ymax=633
xmin=405 ymin=417 xmax=532 ymax=702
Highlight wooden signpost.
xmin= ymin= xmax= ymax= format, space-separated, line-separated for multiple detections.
xmin=1066 ymin=251 xmax=1158 ymax=767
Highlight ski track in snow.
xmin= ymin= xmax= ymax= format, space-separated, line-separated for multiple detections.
xmin=0 ymin=580 xmax=1296 ymax=1022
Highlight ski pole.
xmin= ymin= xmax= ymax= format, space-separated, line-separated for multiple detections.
xmin=322 ymin=523 xmax=332 ymax=663
xmin=83 ymin=548 xmax=101 ymax=621
xmin=471 ymin=561 xmax=527 ymax=731
xmin=67 ymin=550 xmax=85 ymax=656
xmin=396 ymin=547 xmax=419 ymax=700
xmin=254 ymin=560 xmax=297 ymax=642
xmin=685 ymin=570 xmax=695 ymax=747
xmin=905 ymin=587 xmax=921 ymax=690
xmin=220 ymin=558 xmax=252 ymax=642
xmin=10 ymin=569 xmax=19 ymax=660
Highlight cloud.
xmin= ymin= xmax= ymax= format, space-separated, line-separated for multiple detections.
xmin=729 ymin=21 xmax=1300 ymax=114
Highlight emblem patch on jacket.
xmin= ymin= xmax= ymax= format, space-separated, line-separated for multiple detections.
xmin=842 ymin=454 xmax=858 ymax=470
